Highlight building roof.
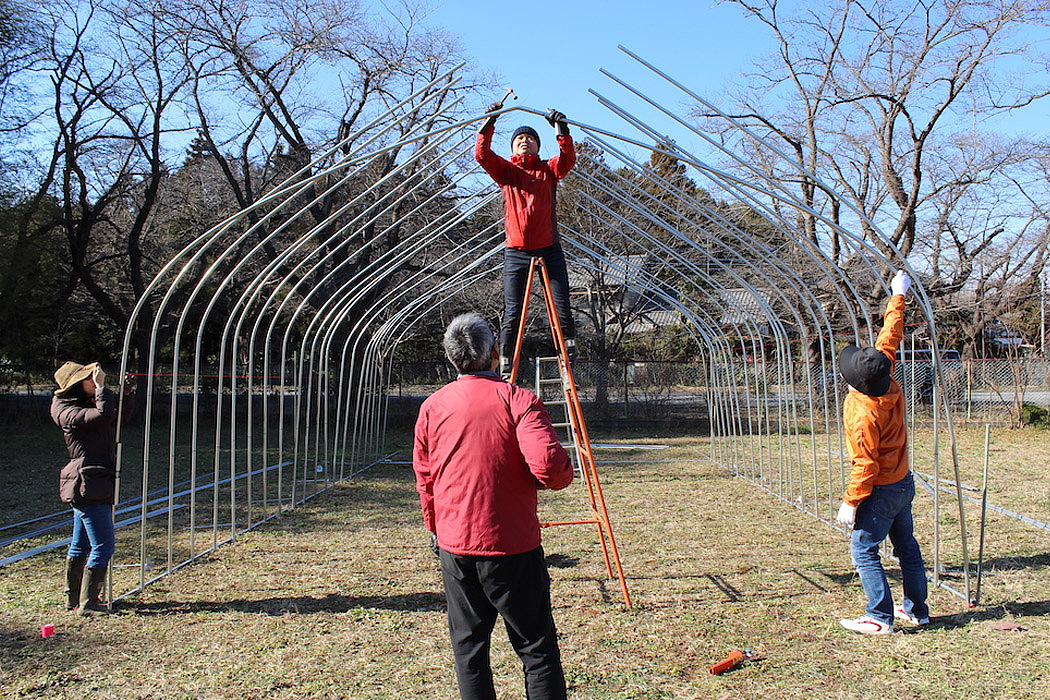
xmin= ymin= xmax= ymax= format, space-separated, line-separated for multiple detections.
xmin=719 ymin=288 xmax=774 ymax=327
xmin=567 ymin=254 xmax=650 ymax=290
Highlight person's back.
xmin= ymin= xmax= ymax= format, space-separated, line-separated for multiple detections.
xmin=415 ymin=373 xmax=572 ymax=556
xmin=51 ymin=386 xmax=118 ymax=469
xmin=413 ymin=312 xmax=573 ymax=700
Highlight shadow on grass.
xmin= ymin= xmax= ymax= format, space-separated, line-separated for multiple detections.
xmin=545 ymin=553 xmax=579 ymax=568
xmin=932 ymin=596 xmax=1050 ymax=629
xmin=898 ymin=599 xmax=1050 ymax=634
xmin=0 ymin=620 xmax=42 ymax=653
xmin=976 ymin=551 xmax=1050 ymax=572
xmin=125 ymin=591 xmax=447 ymax=616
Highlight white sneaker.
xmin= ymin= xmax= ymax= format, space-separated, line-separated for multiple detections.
xmin=839 ymin=615 xmax=893 ymax=635
xmin=894 ymin=606 xmax=930 ymax=626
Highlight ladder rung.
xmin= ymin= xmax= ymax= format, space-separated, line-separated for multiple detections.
xmin=540 ymin=519 xmax=599 ymax=527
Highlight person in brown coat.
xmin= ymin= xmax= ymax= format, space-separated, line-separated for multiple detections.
xmin=51 ymin=361 xmax=119 ymax=615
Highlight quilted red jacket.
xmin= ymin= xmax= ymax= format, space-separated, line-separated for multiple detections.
xmin=413 ymin=373 xmax=573 ymax=556
xmin=475 ymin=124 xmax=576 ymax=250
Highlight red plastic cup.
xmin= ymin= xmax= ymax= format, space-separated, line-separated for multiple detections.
xmin=41 ymin=624 xmax=55 ymax=638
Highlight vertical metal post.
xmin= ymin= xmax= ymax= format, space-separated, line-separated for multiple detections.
xmin=975 ymin=424 xmax=991 ymax=606
xmin=1041 ymin=273 xmax=1046 ymax=357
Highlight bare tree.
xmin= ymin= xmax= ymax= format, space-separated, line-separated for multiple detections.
xmin=716 ymin=0 xmax=1050 ymax=283
xmin=0 ymin=0 xmax=47 ymax=136
xmin=25 ymin=0 xmax=197 ymax=374
xmin=154 ymin=0 xmax=477 ymax=246
xmin=936 ymin=142 xmax=1050 ymax=357
xmin=4 ymin=0 xmax=482 ymax=374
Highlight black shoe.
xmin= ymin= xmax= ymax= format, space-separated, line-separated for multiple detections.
xmin=564 ymin=338 xmax=577 ymax=363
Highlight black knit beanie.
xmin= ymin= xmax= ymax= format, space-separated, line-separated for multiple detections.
xmin=511 ymin=125 xmax=540 ymax=149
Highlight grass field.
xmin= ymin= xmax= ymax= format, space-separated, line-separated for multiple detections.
xmin=1 ymin=424 xmax=1048 ymax=699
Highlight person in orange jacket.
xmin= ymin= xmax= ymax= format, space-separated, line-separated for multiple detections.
xmin=835 ymin=270 xmax=930 ymax=634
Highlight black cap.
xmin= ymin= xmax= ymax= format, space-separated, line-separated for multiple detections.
xmin=838 ymin=345 xmax=892 ymax=397
xmin=511 ymin=125 xmax=540 ymax=149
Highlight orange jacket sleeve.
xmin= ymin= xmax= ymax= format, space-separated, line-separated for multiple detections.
xmin=875 ymin=294 xmax=906 ymax=365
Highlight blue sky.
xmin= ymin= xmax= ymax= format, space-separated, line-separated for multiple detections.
xmin=424 ymin=1 xmax=766 ymax=141
xmin=424 ymin=0 xmax=1048 ymax=147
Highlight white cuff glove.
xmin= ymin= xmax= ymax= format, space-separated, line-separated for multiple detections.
xmin=836 ymin=502 xmax=857 ymax=527
xmin=890 ymin=270 xmax=911 ymax=298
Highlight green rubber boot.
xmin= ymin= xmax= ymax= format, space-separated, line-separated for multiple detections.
xmin=78 ymin=566 xmax=111 ymax=616
xmin=65 ymin=557 xmax=87 ymax=611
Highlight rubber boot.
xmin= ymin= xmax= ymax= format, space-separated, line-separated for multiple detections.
xmin=65 ymin=557 xmax=87 ymax=611
xmin=78 ymin=565 xmax=111 ymax=616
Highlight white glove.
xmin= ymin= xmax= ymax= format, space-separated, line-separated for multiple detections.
xmin=890 ymin=270 xmax=911 ymax=298
xmin=836 ymin=502 xmax=857 ymax=527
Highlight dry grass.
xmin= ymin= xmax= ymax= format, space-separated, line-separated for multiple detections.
xmin=1 ymin=427 xmax=1049 ymax=699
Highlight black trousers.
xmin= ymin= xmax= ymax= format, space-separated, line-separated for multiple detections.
xmin=501 ymin=245 xmax=575 ymax=358
xmin=439 ymin=547 xmax=567 ymax=700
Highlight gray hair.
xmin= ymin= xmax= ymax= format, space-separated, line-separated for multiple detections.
xmin=443 ymin=313 xmax=496 ymax=373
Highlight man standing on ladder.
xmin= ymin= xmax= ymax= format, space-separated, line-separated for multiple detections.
xmin=475 ymin=99 xmax=577 ymax=377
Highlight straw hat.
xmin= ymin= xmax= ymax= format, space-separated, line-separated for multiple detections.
xmin=54 ymin=361 xmax=97 ymax=396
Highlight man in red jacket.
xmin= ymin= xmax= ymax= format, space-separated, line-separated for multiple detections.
xmin=475 ymin=103 xmax=577 ymax=376
xmin=413 ymin=312 xmax=574 ymax=700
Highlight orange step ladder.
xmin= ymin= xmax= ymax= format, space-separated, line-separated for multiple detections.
xmin=509 ymin=256 xmax=632 ymax=608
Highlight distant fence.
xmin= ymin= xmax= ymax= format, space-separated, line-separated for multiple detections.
xmin=7 ymin=359 xmax=1042 ymax=428
xmin=390 ymin=358 xmax=1050 ymax=425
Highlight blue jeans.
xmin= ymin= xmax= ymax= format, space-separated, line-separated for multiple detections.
xmin=850 ymin=472 xmax=929 ymax=624
xmin=68 ymin=504 xmax=115 ymax=568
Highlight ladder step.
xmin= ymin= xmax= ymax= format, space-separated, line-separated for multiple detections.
xmin=540 ymin=519 xmax=599 ymax=528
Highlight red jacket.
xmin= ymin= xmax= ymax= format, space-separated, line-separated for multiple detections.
xmin=413 ymin=373 xmax=573 ymax=556
xmin=843 ymin=295 xmax=909 ymax=506
xmin=475 ymin=124 xmax=576 ymax=250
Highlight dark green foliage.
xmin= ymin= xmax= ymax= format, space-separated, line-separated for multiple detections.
xmin=0 ymin=188 xmax=71 ymax=383
xmin=1020 ymin=403 xmax=1050 ymax=429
